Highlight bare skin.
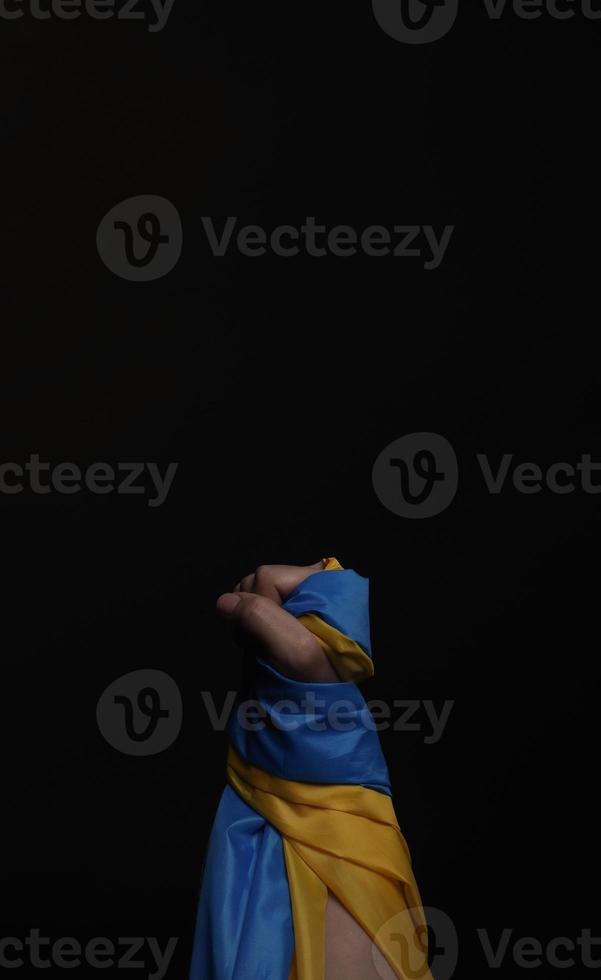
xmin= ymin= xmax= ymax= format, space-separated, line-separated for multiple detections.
xmin=217 ymin=561 xmax=396 ymax=980
xmin=217 ymin=560 xmax=339 ymax=683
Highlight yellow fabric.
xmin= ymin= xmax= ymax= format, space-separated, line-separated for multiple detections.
xmin=297 ymin=557 xmax=373 ymax=682
xmin=230 ymin=556 xmax=430 ymax=978
xmin=227 ymin=747 xmax=432 ymax=980
xmin=297 ymin=612 xmax=374 ymax=682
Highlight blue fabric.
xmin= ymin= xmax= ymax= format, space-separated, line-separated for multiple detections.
xmin=227 ymin=658 xmax=390 ymax=794
xmin=282 ymin=568 xmax=371 ymax=657
xmin=190 ymin=567 xmax=387 ymax=979
xmin=189 ymin=785 xmax=294 ymax=980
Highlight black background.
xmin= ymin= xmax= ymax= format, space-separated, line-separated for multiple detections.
xmin=2 ymin=2 xmax=600 ymax=977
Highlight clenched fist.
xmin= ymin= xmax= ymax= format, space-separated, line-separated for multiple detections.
xmin=216 ymin=560 xmax=339 ymax=683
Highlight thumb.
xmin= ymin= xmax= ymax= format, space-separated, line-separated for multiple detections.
xmin=217 ymin=591 xmax=338 ymax=682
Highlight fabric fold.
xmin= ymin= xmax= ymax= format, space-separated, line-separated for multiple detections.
xmin=190 ymin=558 xmax=432 ymax=980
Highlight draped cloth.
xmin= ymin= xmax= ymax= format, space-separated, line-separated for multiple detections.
xmin=190 ymin=559 xmax=432 ymax=980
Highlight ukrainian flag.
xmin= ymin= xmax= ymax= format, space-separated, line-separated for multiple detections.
xmin=190 ymin=559 xmax=432 ymax=979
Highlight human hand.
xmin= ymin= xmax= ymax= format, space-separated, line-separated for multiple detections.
xmin=217 ymin=560 xmax=339 ymax=682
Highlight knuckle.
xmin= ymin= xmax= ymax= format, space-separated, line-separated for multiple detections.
xmin=238 ymin=594 xmax=265 ymax=624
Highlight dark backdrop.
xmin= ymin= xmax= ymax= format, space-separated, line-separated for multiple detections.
xmin=2 ymin=3 xmax=599 ymax=977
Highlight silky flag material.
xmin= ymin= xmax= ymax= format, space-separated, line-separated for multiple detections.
xmin=190 ymin=559 xmax=432 ymax=979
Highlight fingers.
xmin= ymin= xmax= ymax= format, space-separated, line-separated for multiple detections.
xmin=233 ymin=560 xmax=326 ymax=605
xmin=216 ymin=591 xmax=339 ymax=682
xmin=222 ymin=559 xmax=338 ymax=681
xmin=235 ymin=573 xmax=257 ymax=595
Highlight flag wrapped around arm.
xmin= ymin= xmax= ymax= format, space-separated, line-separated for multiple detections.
xmin=190 ymin=559 xmax=431 ymax=980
